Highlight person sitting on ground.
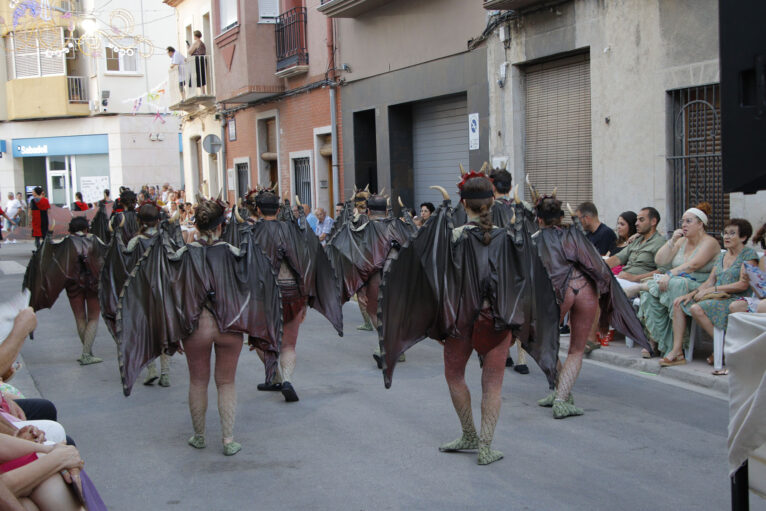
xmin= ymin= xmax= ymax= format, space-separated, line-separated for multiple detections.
xmin=671 ymin=219 xmax=758 ymax=373
xmin=0 ymin=434 xmax=96 ymax=511
xmin=420 ymin=202 xmax=435 ymax=223
xmin=638 ymin=202 xmax=720 ymax=364
xmin=575 ymin=201 xmax=616 ymax=256
xmin=610 ymin=211 xmax=637 ymax=273
xmin=729 ymin=222 xmax=766 ymax=315
xmin=604 ymin=207 xmax=666 ymax=299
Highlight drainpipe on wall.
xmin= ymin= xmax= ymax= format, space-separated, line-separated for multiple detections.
xmin=221 ymin=115 xmax=228 ymax=201
xmin=327 ymin=17 xmax=340 ymax=209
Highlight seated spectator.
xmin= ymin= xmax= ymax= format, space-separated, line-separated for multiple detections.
xmin=0 ymin=434 xmax=86 ymax=511
xmin=313 ymin=208 xmax=333 ymax=245
xmin=730 ymin=222 xmax=766 ymax=314
xmin=575 ymin=201 xmax=616 ymax=256
xmin=335 ymin=202 xmax=343 ymax=218
xmin=638 ymin=202 xmax=720 ymax=363
xmin=0 ymin=309 xmax=36 ymax=381
xmin=0 ymin=478 xmax=25 ymax=511
xmin=605 ymin=207 xmax=665 ymax=297
xmin=420 ymin=202 xmax=435 ymax=223
xmin=610 ymin=211 xmax=637 ymax=274
xmin=670 ymin=219 xmax=758 ymax=373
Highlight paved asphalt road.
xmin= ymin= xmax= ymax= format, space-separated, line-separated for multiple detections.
xmin=1 ymin=242 xmax=763 ymax=511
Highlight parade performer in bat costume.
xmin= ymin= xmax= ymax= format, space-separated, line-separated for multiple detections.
xmin=102 ymin=200 xmax=182 ymax=386
xmin=530 ymin=189 xmax=652 ymax=418
xmin=109 ymin=188 xmax=139 ymax=244
xmin=115 ymin=196 xmax=282 ymax=455
xmin=24 ymin=216 xmax=107 ymax=365
xmin=326 ymin=188 xmax=415 ymax=367
xmin=378 ymin=170 xmax=561 ymax=465
xmin=239 ymin=188 xmax=343 ymax=402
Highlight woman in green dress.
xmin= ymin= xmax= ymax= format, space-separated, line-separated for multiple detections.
xmin=638 ymin=203 xmax=720 ymax=364
xmin=672 ymin=219 xmax=758 ymax=373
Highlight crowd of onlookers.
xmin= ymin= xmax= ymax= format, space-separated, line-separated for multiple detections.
xmin=0 ymin=307 xmax=97 ymax=510
xmin=572 ymin=201 xmax=766 ymax=374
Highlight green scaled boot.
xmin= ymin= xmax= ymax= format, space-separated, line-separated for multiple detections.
xmin=552 ymin=399 xmax=584 ymax=419
xmin=357 ymin=310 xmax=374 ymax=331
xmin=439 ymin=431 xmax=479 ymax=452
xmin=477 ymin=445 xmax=504 ymax=465
xmin=188 ymin=434 xmax=206 ymax=449
xmin=538 ymin=392 xmax=573 ymax=408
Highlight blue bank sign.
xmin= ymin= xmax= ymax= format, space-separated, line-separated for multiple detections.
xmin=12 ymin=134 xmax=108 ymax=157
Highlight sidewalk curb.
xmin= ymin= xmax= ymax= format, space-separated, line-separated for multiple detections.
xmin=582 ymin=346 xmax=729 ymax=395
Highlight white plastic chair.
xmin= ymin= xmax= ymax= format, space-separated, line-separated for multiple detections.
xmin=686 ymin=319 xmax=725 ymax=370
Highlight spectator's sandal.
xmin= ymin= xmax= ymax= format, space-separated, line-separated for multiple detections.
xmin=641 ymin=348 xmax=652 ymax=359
xmin=658 ymin=354 xmax=686 ymax=367
xmin=712 ymin=368 xmax=729 ymax=376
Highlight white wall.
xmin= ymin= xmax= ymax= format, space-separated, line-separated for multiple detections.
xmin=90 ymin=0 xmax=179 ymax=115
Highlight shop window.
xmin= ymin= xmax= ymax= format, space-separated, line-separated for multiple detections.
xmin=105 ymin=47 xmax=137 ymax=73
xmin=219 ymin=0 xmax=238 ymax=32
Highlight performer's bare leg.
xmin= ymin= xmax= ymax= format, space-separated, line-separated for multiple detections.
xmin=79 ymin=294 xmax=102 ymax=365
xmin=440 ymin=337 xmax=478 ymax=453
xmin=213 ymin=332 xmax=243 ymax=455
xmin=552 ymin=282 xmax=598 ymax=419
xmin=356 ymin=290 xmax=373 ymax=331
xmin=159 ymin=353 xmax=170 ymax=387
xmin=478 ymin=334 xmax=512 ymax=465
xmin=279 ymin=307 xmax=306 ymax=402
xmin=183 ymin=325 xmax=211 ymax=450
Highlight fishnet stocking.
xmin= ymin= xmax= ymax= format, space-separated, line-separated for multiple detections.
xmin=160 ymin=353 xmax=170 ymax=374
xmin=555 ymin=352 xmax=583 ymax=402
xmin=217 ymin=383 xmax=236 ymax=443
xmin=188 ymin=382 xmax=207 ymax=436
xmin=440 ymin=338 xmax=478 ymax=451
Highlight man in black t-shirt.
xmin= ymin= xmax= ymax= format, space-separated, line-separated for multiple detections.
xmin=576 ymin=201 xmax=616 ymax=256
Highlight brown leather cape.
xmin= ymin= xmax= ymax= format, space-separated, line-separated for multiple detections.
xmin=110 ymin=211 xmax=139 ymax=245
xmin=378 ymin=200 xmax=560 ymax=389
xmin=23 ymin=233 xmax=107 ymax=311
xmin=325 ymin=213 xmax=416 ymax=303
xmin=534 ymin=224 xmax=652 ymax=351
xmin=99 ymin=224 xmax=182 ymax=339
xmin=90 ymin=203 xmax=112 ymax=244
xmin=115 ymin=237 xmax=283 ymax=396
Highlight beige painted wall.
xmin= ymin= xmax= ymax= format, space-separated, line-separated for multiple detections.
xmin=487 ymin=0 xmax=766 ymax=235
xmin=6 ymin=76 xmax=90 ymax=119
xmin=334 ymin=0 xmax=488 ymax=83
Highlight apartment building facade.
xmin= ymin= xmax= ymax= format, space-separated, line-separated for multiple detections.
xmin=482 ymin=0 xmax=766 ymax=234
xmin=198 ymin=0 xmax=340 ymax=213
xmin=0 ymin=0 xmax=182 ymax=206
xmin=323 ymin=0 xmax=490 ymax=210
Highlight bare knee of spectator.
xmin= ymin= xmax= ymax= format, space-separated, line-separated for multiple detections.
xmin=729 ymin=301 xmax=747 ymax=314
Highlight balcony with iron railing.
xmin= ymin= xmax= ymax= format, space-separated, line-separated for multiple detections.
xmin=317 ymin=0 xmax=390 ymax=18
xmin=168 ymin=54 xmax=216 ymax=112
xmin=482 ymin=0 xmax=557 ymax=11
xmin=275 ymin=7 xmax=308 ymax=78
xmin=6 ymin=75 xmax=90 ymax=119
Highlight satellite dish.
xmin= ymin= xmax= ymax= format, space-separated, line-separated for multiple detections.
xmin=202 ymin=134 xmax=222 ymax=154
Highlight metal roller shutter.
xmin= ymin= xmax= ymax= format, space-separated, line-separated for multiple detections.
xmin=413 ymin=94 xmax=469 ymax=206
xmin=524 ymin=54 xmax=591 ymax=209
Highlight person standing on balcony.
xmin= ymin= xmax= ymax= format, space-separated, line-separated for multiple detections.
xmin=167 ymin=46 xmax=186 ymax=98
xmin=188 ymin=30 xmax=207 ymax=93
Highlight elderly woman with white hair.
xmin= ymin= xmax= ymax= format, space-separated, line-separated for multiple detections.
xmin=638 ymin=202 xmax=720 ymax=365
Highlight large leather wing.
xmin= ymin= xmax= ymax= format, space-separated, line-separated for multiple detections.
xmin=561 ymin=226 xmax=652 ymax=351
xmin=324 ymin=222 xmax=368 ymax=303
xmin=23 ymin=235 xmax=106 ymax=311
xmin=115 ymin=241 xmax=283 ymax=396
xmin=90 ymin=205 xmax=111 ymax=244
xmin=378 ymin=201 xmax=453 ymax=388
xmin=505 ymin=216 xmax=560 ymax=388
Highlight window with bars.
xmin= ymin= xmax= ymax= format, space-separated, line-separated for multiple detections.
xmin=293 ymin=157 xmax=312 ymax=208
xmin=668 ymin=84 xmax=727 ymax=237
xmin=5 ymin=28 xmax=65 ymax=79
